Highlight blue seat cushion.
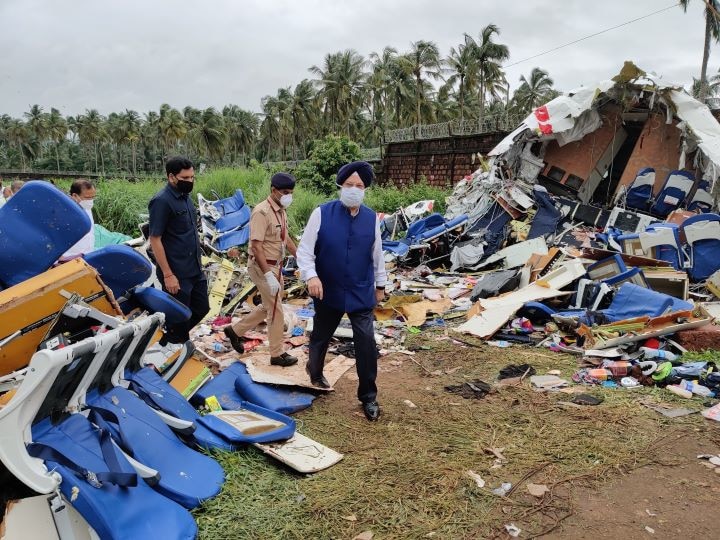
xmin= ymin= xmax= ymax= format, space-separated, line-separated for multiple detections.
xmin=87 ymin=386 xmax=225 ymax=509
xmin=83 ymin=245 xmax=152 ymax=299
xmin=215 ymin=205 xmax=251 ymax=233
xmin=193 ymin=361 xmax=314 ymax=417
xmin=132 ymin=286 xmax=191 ymax=325
xmin=604 ymin=283 xmax=692 ymax=322
xmin=129 ymin=366 xmax=295 ymax=445
xmin=0 ymin=181 xmax=91 ymax=287
xmin=213 ymin=189 xmax=246 ymax=215
xmin=32 ymin=414 xmax=197 ymax=540
xmin=214 ymin=226 xmax=250 ymax=251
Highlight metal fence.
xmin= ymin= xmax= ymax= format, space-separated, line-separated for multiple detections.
xmin=383 ymin=115 xmax=522 ymax=144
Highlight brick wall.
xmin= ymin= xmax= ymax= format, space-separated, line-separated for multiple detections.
xmin=377 ymin=132 xmax=507 ymax=187
xmin=616 ymin=112 xmax=688 ymax=194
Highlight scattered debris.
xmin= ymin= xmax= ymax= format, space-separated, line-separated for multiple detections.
xmin=465 ymin=470 xmax=486 ymax=489
xmin=444 ymin=380 xmax=492 ymax=399
xmin=526 ymin=483 xmax=550 ymax=498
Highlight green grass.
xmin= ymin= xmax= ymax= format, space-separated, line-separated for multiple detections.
xmin=53 ymin=169 xmax=453 ymax=237
xmin=192 ymin=331 xmax=711 ymax=539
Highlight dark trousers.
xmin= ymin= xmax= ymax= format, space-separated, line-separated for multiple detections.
xmin=308 ymin=301 xmax=378 ymax=403
xmin=158 ymin=273 xmax=210 ymax=344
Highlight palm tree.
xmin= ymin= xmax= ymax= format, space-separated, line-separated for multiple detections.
xmin=310 ymin=49 xmax=366 ymax=137
xmin=679 ymin=1 xmax=720 ymax=101
xmin=400 ymin=40 xmax=441 ymax=127
xmin=465 ymin=25 xmax=510 ymax=126
xmin=47 ymin=108 xmax=68 ymax=172
xmin=223 ymin=105 xmax=258 ymax=164
xmin=120 ymin=110 xmax=141 ymax=175
xmin=289 ymin=79 xmax=317 ymax=159
xmin=187 ymin=107 xmax=227 ymax=160
xmin=368 ymin=47 xmax=400 ymax=140
xmin=142 ymin=111 xmax=162 ymax=172
xmin=77 ymin=109 xmax=105 ymax=173
xmin=24 ymin=104 xmax=49 ymax=163
xmin=444 ymin=42 xmax=477 ymax=123
xmin=159 ymin=105 xmax=187 ymax=157
xmin=513 ymin=68 xmax=556 ymax=113
xmin=5 ymin=119 xmax=31 ymax=170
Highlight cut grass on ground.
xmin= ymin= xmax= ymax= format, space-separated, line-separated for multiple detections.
xmin=193 ymin=329 xmax=712 ymax=539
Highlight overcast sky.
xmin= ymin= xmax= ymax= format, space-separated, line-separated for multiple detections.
xmin=0 ymin=0 xmax=712 ymax=118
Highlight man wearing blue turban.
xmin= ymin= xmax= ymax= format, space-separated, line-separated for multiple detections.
xmin=297 ymin=161 xmax=386 ymax=421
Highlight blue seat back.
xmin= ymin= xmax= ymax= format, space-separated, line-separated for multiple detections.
xmin=212 ymin=189 xmax=246 ymax=215
xmin=681 ymin=213 xmax=720 ymax=281
xmin=625 ymin=167 xmax=655 ymax=211
xmin=215 ymin=204 xmax=251 ymax=232
xmin=687 ymin=180 xmax=714 ymax=213
xmin=650 ymin=170 xmax=695 ymax=217
xmin=406 ymin=213 xmax=445 ymax=242
xmin=604 ymin=283 xmax=692 ymax=322
xmin=0 ymin=181 xmax=91 ymax=287
xmin=83 ymin=245 xmax=152 ymax=299
xmin=215 ymin=226 xmax=250 ymax=251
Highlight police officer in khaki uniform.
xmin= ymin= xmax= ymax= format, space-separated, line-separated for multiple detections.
xmin=224 ymin=173 xmax=298 ymax=366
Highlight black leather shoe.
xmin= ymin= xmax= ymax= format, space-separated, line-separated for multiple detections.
xmin=271 ymin=352 xmax=298 ymax=367
xmin=223 ymin=326 xmax=245 ymax=354
xmin=305 ymin=363 xmax=331 ymax=388
xmin=362 ymin=401 xmax=381 ymax=421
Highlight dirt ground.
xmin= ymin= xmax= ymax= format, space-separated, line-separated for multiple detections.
xmin=549 ymin=433 xmax=720 ymax=540
xmin=303 ymin=337 xmax=720 ymax=540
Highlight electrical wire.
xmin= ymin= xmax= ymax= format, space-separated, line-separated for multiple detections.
xmin=504 ymin=2 xmax=681 ymax=69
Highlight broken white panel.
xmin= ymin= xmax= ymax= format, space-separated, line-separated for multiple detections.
xmin=456 ymin=283 xmax=568 ymax=339
xmin=670 ymin=89 xmax=720 ymax=187
xmin=554 ymin=109 xmax=602 ymax=146
xmin=478 ymin=237 xmax=548 ymax=270
xmin=506 ymin=185 xmax=534 ymax=209
xmin=536 ymin=259 xmax=587 ymax=289
xmin=253 ymin=432 xmax=343 ymax=473
xmin=489 ymin=80 xmax=615 ymax=157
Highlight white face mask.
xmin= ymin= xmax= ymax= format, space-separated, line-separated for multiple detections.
xmin=279 ymin=194 xmax=293 ymax=208
xmin=79 ymin=199 xmax=94 ymax=211
xmin=340 ymin=186 xmax=364 ymax=208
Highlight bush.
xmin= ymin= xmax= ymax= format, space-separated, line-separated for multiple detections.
xmin=294 ymin=135 xmax=361 ymax=195
xmin=364 ymin=181 xmax=452 ymax=215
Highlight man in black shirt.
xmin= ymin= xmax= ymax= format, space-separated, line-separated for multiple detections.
xmin=148 ymin=156 xmax=209 ymax=343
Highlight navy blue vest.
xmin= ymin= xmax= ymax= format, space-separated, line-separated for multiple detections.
xmin=315 ymin=200 xmax=377 ymax=313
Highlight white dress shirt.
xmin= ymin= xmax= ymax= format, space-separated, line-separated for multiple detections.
xmin=297 ymin=206 xmax=387 ymax=287
xmin=62 ymin=208 xmax=95 ymax=259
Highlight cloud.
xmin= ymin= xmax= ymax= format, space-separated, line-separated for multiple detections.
xmin=0 ymin=0 xmax=711 ymax=117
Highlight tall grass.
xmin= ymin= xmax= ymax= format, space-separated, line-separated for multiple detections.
xmin=53 ymin=169 xmax=452 ymax=237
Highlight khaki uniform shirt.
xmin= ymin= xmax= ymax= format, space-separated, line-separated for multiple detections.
xmin=249 ymin=197 xmax=287 ymax=262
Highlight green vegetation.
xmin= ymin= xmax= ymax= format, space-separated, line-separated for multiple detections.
xmin=294 ymin=135 xmax=361 ymax=195
xmin=54 ymin=167 xmax=452 ymax=237
xmin=193 ymin=331 xmax=706 ymax=539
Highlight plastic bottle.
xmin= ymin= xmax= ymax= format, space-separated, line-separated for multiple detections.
xmin=213 ymin=342 xmax=228 ymax=353
xmin=640 ymin=347 xmax=678 ymax=361
xmin=680 ymin=380 xmax=715 ymax=397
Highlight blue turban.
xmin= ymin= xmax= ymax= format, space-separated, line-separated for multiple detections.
xmin=271 ymin=172 xmax=296 ymax=189
xmin=336 ymin=161 xmax=374 ymax=187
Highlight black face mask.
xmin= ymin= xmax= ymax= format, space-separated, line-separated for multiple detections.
xmin=176 ymin=180 xmax=194 ymax=194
